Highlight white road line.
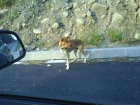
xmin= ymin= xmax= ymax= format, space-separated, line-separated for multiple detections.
xmin=46 ymin=60 xmax=66 ymax=63
xmin=13 ymin=62 xmax=23 ymax=64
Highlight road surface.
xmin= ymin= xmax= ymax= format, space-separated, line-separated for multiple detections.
xmin=0 ymin=61 xmax=140 ymax=105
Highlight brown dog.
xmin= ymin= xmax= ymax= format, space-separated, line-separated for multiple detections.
xmin=59 ymin=37 xmax=86 ymax=70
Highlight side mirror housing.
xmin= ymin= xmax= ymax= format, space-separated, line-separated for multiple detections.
xmin=0 ymin=30 xmax=26 ymax=70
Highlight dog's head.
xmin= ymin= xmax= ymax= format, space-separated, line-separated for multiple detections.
xmin=59 ymin=37 xmax=71 ymax=48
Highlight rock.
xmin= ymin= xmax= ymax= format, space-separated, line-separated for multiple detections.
xmin=63 ymin=11 xmax=69 ymax=17
xmin=33 ymin=29 xmax=41 ymax=34
xmin=69 ymin=21 xmax=74 ymax=28
xmin=21 ymin=31 xmax=32 ymax=45
xmin=73 ymin=2 xmax=78 ymax=8
xmin=16 ymin=23 xmax=22 ymax=31
xmin=74 ymin=8 xmax=87 ymax=18
xmin=111 ymin=12 xmax=124 ymax=26
xmin=42 ymin=0 xmax=47 ymax=3
xmin=0 ymin=9 xmax=8 ymax=14
xmin=133 ymin=3 xmax=139 ymax=11
xmin=36 ymin=47 xmax=40 ymax=51
xmin=117 ymin=0 xmax=121 ymax=4
xmin=101 ymin=15 xmax=106 ymax=20
xmin=128 ymin=0 xmax=135 ymax=4
xmin=88 ymin=0 xmax=97 ymax=5
xmin=82 ymin=1 xmax=85 ymax=3
xmin=91 ymin=3 xmax=108 ymax=19
xmin=74 ymin=8 xmax=80 ymax=12
xmin=22 ymin=23 xmax=28 ymax=28
xmin=82 ymin=14 xmax=87 ymax=18
xmin=47 ymin=64 xmax=51 ymax=67
xmin=48 ymin=28 xmax=52 ymax=33
xmin=0 ymin=9 xmax=8 ymax=19
xmin=77 ymin=18 xmax=86 ymax=25
xmin=87 ymin=11 xmax=92 ymax=17
xmin=52 ymin=23 xmax=59 ymax=29
xmin=41 ymin=18 xmax=49 ymax=24
xmin=64 ymin=32 xmax=71 ymax=37
xmin=0 ymin=26 xmax=3 ymax=29
xmin=135 ymin=33 xmax=140 ymax=40
xmin=138 ymin=10 xmax=140 ymax=20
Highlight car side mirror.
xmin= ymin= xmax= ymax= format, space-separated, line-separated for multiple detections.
xmin=0 ymin=30 xmax=26 ymax=70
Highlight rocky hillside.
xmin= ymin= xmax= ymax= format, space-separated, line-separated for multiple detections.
xmin=1 ymin=0 xmax=140 ymax=51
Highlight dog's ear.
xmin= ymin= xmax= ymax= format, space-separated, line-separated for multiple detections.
xmin=60 ymin=38 xmax=65 ymax=42
xmin=61 ymin=37 xmax=67 ymax=42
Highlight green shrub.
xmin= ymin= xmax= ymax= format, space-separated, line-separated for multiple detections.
xmin=88 ymin=32 xmax=103 ymax=45
xmin=0 ymin=0 xmax=15 ymax=8
xmin=80 ymin=31 xmax=103 ymax=46
xmin=106 ymin=28 xmax=122 ymax=42
xmin=0 ymin=20 xmax=4 ymax=25
xmin=36 ymin=40 xmax=44 ymax=48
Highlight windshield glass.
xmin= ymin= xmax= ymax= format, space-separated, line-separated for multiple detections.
xmin=0 ymin=0 xmax=140 ymax=104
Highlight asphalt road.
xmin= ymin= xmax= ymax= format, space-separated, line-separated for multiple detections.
xmin=0 ymin=61 xmax=140 ymax=105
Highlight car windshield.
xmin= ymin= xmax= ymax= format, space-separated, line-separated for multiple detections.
xmin=0 ymin=0 xmax=140 ymax=104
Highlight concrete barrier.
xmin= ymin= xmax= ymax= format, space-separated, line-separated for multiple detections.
xmin=21 ymin=46 xmax=140 ymax=61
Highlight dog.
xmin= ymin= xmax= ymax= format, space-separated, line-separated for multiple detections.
xmin=59 ymin=37 xmax=86 ymax=70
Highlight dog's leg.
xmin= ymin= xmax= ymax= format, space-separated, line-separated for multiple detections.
xmin=84 ymin=54 xmax=86 ymax=63
xmin=66 ymin=60 xmax=69 ymax=70
xmin=83 ymin=52 xmax=86 ymax=63
xmin=71 ymin=49 xmax=77 ymax=62
xmin=79 ymin=49 xmax=86 ymax=63
xmin=66 ymin=53 xmax=70 ymax=70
